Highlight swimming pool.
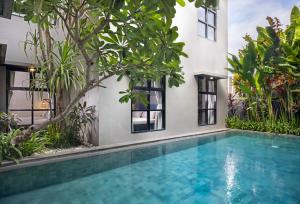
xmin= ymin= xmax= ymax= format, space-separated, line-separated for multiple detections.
xmin=0 ymin=130 xmax=300 ymax=203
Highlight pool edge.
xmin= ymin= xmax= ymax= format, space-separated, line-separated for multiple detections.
xmin=0 ymin=128 xmax=230 ymax=172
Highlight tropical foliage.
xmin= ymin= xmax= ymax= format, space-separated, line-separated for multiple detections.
xmin=226 ymin=117 xmax=300 ymax=136
xmin=12 ymin=0 xmax=218 ymax=143
xmin=227 ymin=6 xmax=300 ymax=134
xmin=0 ymin=102 xmax=95 ymax=164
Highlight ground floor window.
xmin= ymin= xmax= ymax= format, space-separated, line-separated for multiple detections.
xmin=131 ymin=78 xmax=165 ymax=133
xmin=7 ymin=67 xmax=55 ymax=126
xmin=198 ymin=76 xmax=217 ymax=125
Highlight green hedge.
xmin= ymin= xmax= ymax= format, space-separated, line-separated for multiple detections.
xmin=226 ymin=117 xmax=300 ymax=136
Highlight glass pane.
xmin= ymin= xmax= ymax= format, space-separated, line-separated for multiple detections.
xmin=208 ymin=94 xmax=216 ymax=109
xmin=33 ymin=73 xmax=48 ymax=89
xmin=198 ymin=77 xmax=206 ymax=92
xmin=34 ymin=111 xmax=51 ymax=124
xmin=198 ymin=7 xmax=206 ymax=22
xmin=33 ymin=92 xmax=53 ymax=109
xmin=0 ymin=1 xmax=3 ymax=15
xmin=208 ymin=80 xmax=216 ymax=92
xmin=132 ymin=90 xmax=148 ymax=110
xmin=207 ymin=26 xmax=215 ymax=41
xmin=199 ymin=94 xmax=207 ymax=109
xmin=136 ymin=81 xmax=148 ymax=87
xmin=208 ymin=110 xmax=216 ymax=124
xmin=207 ymin=11 xmax=216 ymax=26
xmin=132 ymin=111 xmax=148 ymax=132
xmin=150 ymin=91 xmax=163 ymax=109
xmin=151 ymin=79 xmax=163 ymax=88
xmin=8 ymin=90 xmax=32 ymax=109
xmin=150 ymin=111 xmax=163 ymax=130
xmin=10 ymin=111 xmax=31 ymax=125
xmin=10 ymin=71 xmax=30 ymax=88
xmin=198 ymin=22 xmax=206 ymax=38
xmin=199 ymin=110 xmax=207 ymax=125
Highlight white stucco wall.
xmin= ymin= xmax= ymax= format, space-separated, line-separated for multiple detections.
xmin=88 ymin=0 xmax=228 ymax=146
xmin=0 ymin=15 xmax=64 ymax=64
xmin=1 ymin=1 xmax=228 ymax=147
xmin=0 ymin=15 xmax=34 ymax=63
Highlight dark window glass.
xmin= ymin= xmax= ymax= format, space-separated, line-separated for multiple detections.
xmin=7 ymin=69 xmax=55 ymax=126
xmin=198 ymin=7 xmax=217 ymax=41
xmin=0 ymin=1 xmax=3 ymax=16
xmin=198 ymin=76 xmax=217 ymax=125
xmin=132 ymin=78 xmax=165 ymax=133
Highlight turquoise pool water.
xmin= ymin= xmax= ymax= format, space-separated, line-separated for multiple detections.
xmin=1 ymin=131 xmax=300 ymax=203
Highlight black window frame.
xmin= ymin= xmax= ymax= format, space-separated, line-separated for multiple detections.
xmin=198 ymin=76 xmax=217 ymax=126
xmin=6 ymin=65 xmax=56 ymax=126
xmin=131 ymin=78 xmax=166 ymax=133
xmin=0 ymin=0 xmax=3 ymax=16
xmin=198 ymin=6 xmax=217 ymax=41
xmin=0 ymin=0 xmax=13 ymax=19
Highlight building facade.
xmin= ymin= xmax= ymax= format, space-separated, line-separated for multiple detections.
xmin=0 ymin=0 xmax=228 ymax=147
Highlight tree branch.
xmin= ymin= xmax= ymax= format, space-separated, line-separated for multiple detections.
xmin=81 ymin=13 xmax=111 ymax=43
xmin=12 ymin=72 xmax=112 ymax=145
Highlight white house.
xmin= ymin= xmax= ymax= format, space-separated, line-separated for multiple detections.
xmin=0 ymin=0 xmax=228 ymax=147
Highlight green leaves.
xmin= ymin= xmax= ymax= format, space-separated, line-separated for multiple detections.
xmin=228 ymin=6 xmax=300 ymax=125
xmin=176 ymin=0 xmax=186 ymax=6
xmin=14 ymin=0 xmax=220 ymax=109
xmin=291 ymin=6 xmax=300 ymax=24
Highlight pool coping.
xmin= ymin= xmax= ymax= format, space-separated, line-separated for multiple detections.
xmin=0 ymin=128 xmax=230 ymax=172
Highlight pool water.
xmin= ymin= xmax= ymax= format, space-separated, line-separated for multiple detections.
xmin=1 ymin=131 xmax=300 ymax=204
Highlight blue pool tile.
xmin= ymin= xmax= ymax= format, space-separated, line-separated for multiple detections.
xmin=1 ymin=131 xmax=300 ymax=203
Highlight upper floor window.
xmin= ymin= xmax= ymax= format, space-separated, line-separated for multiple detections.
xmin=198 ymin=76 xmax=217 ymax=125
xmin=131 ymin=78 xmax=165 ymax=133
xmin=0 ymin=0 xmax=13 ymax=19
xmin=0 ymin=1 xmax=3 ymax=16
xmin=198 ymin=7 xmax=217 ymax=41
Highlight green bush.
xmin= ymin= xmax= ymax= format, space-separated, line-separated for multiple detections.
xmin=0 ymin=102 xmax=95 ymax=164
xmin=19 ymin=132 xmax=48 ymax=157
xmin=0 ymin=112 xmax=21 ymax=132
xmin=42 ymin=102 xmax=96 ymax=148
xmin=42 ymin=124 xmax=73 ymax=148
xmin=226 ymin=117 xmax=300 ymax=136
xmin=0 ymin=129 xmax=23 ymax=164
xmin=0 ymin=129 xmax=49 ymax=165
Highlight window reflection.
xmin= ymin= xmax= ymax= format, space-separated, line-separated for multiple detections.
xmin=198 ymin=7 xmax=216 ymax=41
xmin=132 ymin=111 xmax=148 ymax=132
xmin=207 ymin=26 xmax=215 ymax=41
xmin=150 ymin=111 xmax=163 ymax=130
xmin=8 ymin=91 xmax=32 ymax=109
xmin=10 ymin=111 xmax=32 ymax=125
xmin=207 ymin=11 xmax=216 ymax=26
xmin=10 ymin=71 xmax=30 ymax=88
xmin=198 ymin=76 xmax=217 ymax=125
xmin=7 ymin=70 xmax=55 ymax=126
xmin=198 ymin=7 xmax=206 ymax=22
xmin=150 ymin=91 xmax=163 ymax=109
xmin=131 ymin=78 xmax=165 ymax=133
xmin=208 ymin=95 xmax=216 ymax=109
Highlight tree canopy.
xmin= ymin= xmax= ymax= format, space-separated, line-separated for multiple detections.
xmin=12 ymin=0 xmax=218 ymax=143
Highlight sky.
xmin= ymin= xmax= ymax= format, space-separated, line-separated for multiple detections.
xmin=229 ymin=0 xmax=300 ymax=55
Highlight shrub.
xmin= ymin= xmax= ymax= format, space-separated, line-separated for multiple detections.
xmin=0 ymin=112 xmax=21 ymax=132
xmin=19 ymin=132 xmax=48 ymax=157
xmin=226 ymin=117 xmax=300 ymax=136
xmin=0 ymin=129 xmax=23 ymax=164
xmin=42 ymin=102 xmax=96 ymax=148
